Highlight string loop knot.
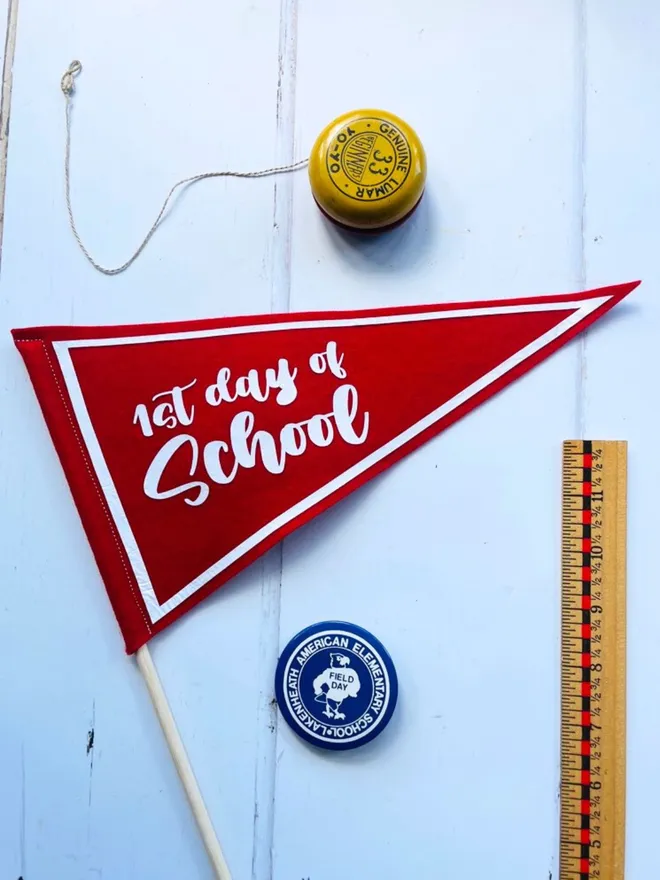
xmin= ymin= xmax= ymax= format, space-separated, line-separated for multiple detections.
xmin=61 ymin=60 xmax=82 ymax=97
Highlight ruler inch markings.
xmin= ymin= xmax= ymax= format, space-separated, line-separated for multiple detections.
xmin=560 ymin=440 xmax=626 ymax=880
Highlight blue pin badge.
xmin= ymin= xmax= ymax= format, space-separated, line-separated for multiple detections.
xmin=275 ymin=621 xmax=398 ymax=751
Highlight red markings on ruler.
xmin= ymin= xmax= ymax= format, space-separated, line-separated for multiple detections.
xmin=563 ymin=438 xmax=627 ymax=880
xmin=581 ymin=443 xmax=592 ymax=840
xmin=562 ymin=440 xmax=595 ymax=880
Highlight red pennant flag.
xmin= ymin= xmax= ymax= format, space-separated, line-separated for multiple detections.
xmin=12 ymin=282 xmax=637 ymax=652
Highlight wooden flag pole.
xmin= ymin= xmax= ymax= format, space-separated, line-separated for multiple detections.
xmin=136 ymin=645 xmax=233 ymax=880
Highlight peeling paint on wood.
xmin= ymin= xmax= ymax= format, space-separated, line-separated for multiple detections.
xmin=0 ymin=0 xmax=17 ymax=266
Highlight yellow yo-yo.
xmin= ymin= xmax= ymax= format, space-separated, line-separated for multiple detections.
xmin=309 ymin=109 xmax=426 ymax=231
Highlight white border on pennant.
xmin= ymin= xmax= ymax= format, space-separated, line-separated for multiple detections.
xmin=53 ymin=297 xmax=609 ymax=623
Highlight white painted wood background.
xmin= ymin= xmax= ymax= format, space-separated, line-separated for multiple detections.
xmin=0 ymin=1 xmax=657 ymax=878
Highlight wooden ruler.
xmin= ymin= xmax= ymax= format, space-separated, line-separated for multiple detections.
xmin=561 ymin=440 xmax=627 ymax=880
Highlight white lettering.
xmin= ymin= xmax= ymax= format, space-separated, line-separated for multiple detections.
xmin=204 ymin=360 xmax=298 ymax=408
xmin=205 ymin=367 xmax=236 ymax=406
xmin=141 ymin=387 xmax=369 ymax=506
xmin=308 ymin=341 xmax=347 ymax=379
xmin=133 ymin=403 xmax=153 ymax=437
xmin=333 ymin=384 xmax=369 ymax=444
xmin=203 ymin=440 xmax=239 ymax=485
xmin=153 ymin=401 xmax=177 ymax=430
xmin=307 ymin=413 xmax=334 ymax=447
xmin=143 ymin=435 xmax=209 ymax=507
xmin=326 ymin=341 xmax=347 ymax=379
xmin=134 ymin=379 xmax=196 ymax=435
xmin=280 ymin=422 xmax=307 ymax=457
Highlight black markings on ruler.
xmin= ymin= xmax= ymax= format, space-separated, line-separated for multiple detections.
xmin=561 ymin=441 xmax=596 ymax=880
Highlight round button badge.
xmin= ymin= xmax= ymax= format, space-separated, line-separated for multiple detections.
xmin=308 ymin=109 xmax=427 ymax=231
xmin=275 ymin=621 xmax=398 ymax=751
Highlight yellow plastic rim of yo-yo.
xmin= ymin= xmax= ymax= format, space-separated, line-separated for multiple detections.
xmin=308 ymin=108 xmax=427 ymax=231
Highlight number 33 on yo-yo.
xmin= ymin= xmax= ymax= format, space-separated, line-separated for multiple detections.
xmin=275 ymin=621 xmax=398 ymax=750
xmin=308 ymin=109 xmax=427 ymax=231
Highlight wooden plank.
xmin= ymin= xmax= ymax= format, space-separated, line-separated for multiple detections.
xmin=0 ymin=2 xmax=285 ymax=877
xmin=582 ymin=4 xmax=660 ymax=877
xmin=277 ymin=2 xmax=583 ymax=878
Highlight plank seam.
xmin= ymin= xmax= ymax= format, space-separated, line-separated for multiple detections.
xmin=0 ymin=0 xmax=19 ymax=272
xmin=253 ymin=1 xmax=299 ymax=877
xmin=576 ymin=0 xmax=588 ymax=438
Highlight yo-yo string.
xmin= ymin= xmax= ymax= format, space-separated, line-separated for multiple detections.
xmin=60 ymin=60 xmax=308 ymax=276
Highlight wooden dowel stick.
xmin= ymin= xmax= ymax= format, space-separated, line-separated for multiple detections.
xmin=136 ymin=644 xmax=232 ymax=880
